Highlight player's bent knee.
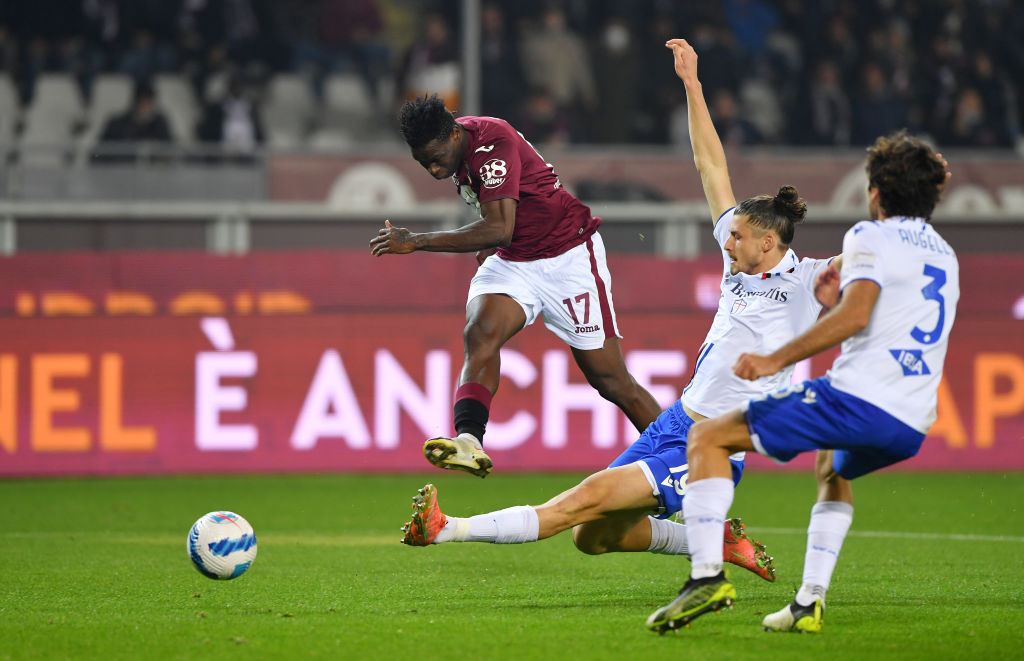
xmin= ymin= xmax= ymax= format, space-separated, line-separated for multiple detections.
xmin=571 ymin=523 xmax=609 ymax=555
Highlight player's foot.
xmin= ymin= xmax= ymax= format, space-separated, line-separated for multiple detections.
xmin=423 ymin=433 xmax=493 ymax=478
xmin=645 ymin=572 xmax=736 ymax=634
xmin=723 ymin=518 xmax=776 ymax=582
xmin=400 ymin=484 xmax=448 ymax=546
xmin=762 ymin=598 xmax=824 ymax=633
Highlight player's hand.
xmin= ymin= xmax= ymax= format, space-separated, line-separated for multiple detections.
xmin=733 ymin=352 xmax=782 ymax=381
xmin=935 ymin=152 xmax=952 ymax=190
xmin=475 ymin=247 xmax=498 ymax=265
xmin=814 ymin=263 xmax=842 ymax=309
xmin=665 ymin=38 xmax=698 ymax=85
xmin=370 ymin=220 xmax=416 ymax=256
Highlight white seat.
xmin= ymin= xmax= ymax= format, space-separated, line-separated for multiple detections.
xmin=319 ymin=73 xmax=379 ymax=135
xmin=307 ymin=128 xmax=355 ymax=152
xmin=323 ymin=73 xmax=373 ymax=115
xmin=21 ymin=75 xmax=81 ymax=166
xmin=20 ymin=110 xmax=73 ymax=167
xmin=261 ymin=74 xmax=317 ymax=147
xmin=266 ymin=74 xmax=315 ymax=120
xmin=154 ymin=73 xmax=198 ymax=144
xmin=27 ymin=74 xmax=84 ymax=126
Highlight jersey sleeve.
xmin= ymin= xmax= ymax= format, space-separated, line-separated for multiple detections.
xmin=797 ymin=256 xmax=832 ymax=290
xmin=839 ymin=221 xmax=885 ymax=291
xmin=469 ymin=132 xmax=521 ymax=204
xmin=712 ymin=207 xmax=737 ymax=248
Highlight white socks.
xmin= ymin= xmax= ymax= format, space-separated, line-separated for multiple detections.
xmin=796 ymin=500 xmax=854 ymax=607
xmin=647 ymin=516 xmax=690 ymax=555
xmin=682 ymin=477 xmax=735 ymax=578
xmin=434 ymin=506 xmax=539 ymax=544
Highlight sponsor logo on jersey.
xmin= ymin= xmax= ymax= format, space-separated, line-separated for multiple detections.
xmin=479 ymin=158 xmax=507 ymax=188
xmin=575 ymin=324 xmax=600 ymax=333
xmin=889 ymin=349 xmax=932 ymax=375
xmin=728 ymin=282 xmax=789 ymax=302
xmin=475 ymin=144 xmax=495 ymax=153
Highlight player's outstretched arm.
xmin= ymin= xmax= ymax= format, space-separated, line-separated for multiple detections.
xmin=666 ymin=38 xmax=736 ymax=224
xmin=733 ymin=279 xmax=880 ymax=380
xmin=370 ymin=198 xmax=517 ymax=255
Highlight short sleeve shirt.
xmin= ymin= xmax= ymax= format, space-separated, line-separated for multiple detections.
xmin=827 ymin=218 xmax=960 ymax=433
xmin=680 ymin=207 xmax=831 ymax=418
xmin=453 ymin=116 xmax=600 ymax=261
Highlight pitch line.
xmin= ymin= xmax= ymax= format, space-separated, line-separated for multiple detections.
xmin=749 ymin=527 xmax=1024 ymax=544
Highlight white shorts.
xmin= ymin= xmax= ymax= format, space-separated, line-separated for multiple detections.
xmin=467 ymin=232 xmax=621 ymax=350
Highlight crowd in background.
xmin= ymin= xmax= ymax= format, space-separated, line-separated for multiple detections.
xmin=0 ymin=0 xmax=1020 ymax=151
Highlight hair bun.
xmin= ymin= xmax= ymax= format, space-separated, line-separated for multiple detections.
xmin=773 ymin=185 xmax=807 ymax=223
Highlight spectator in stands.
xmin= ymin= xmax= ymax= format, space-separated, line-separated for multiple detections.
xmin=722 ymin=0 xmax=778 ymax=63
xmin=518 ymin=86 xmax=571 ymax=146
xmin=941 ymin=87 xmax=1006 ymax=148
xmin=197 ymin=74 xmax=263 ymax=160
xmin=480 ymin=2 xmax=525 ymax=122
xmin=633 ymin=12 xmax=685 ymax=144
xmin=965 ymin=51 xmax=1013 ymax=147
xmin=818 ymin=12 xmax=860 ymax=86
xmin=113 ymin=1 xmax=179 ymax=85
xmin=291 ymin=0 xmax=390 ymax=105
xmin=803 ymin=60 xmax=851 ymax=146
xmin=589 ymin=15 xmax=640 ymax=143
xmin=851 ymin=61 xmax=907 ymax=145
xmin=520 ymin=5 xmax=596 ymax=125
xmin=179 ymin=0 xmax=277 ymax=99
xmin=711 ymin=88 xmax=761 ymax=146
xmin=398 ymin=11 xmax=460 ymax=109
xmin=94 ymin=82 xmax=172 ymax=163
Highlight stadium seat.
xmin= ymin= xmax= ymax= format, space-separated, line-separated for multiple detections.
xmin=154 ymin=73 xmax=198 ymax=145
xmin=261 ymin=74 xmax=316 ymax=148
xmin=19 ymin=112 xmax=73 ymax=167
xmin=319 ymin=73 xmax=377 ymax=136
xmin=27 ymin=74 xmax=84 ymax=126
xmin=307 ymin=127 xmax=356 ymax=151
xmin=77 ymin=74 xmax=134 ymax=157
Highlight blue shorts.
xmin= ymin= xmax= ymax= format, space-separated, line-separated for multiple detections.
xmin=608 ymin=400 xmax=745 ymax=519
xmin=745 ymin=376 xmax=926 ymax=479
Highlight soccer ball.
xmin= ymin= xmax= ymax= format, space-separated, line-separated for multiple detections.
xmin=187 ymin=511 xmax=258 ymax=580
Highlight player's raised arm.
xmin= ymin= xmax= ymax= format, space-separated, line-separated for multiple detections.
xmin=666 ymin=38 xmax=736 ymax=224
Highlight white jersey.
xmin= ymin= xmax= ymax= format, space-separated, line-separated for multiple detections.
xmin=827 ymin=217 xmax=959 ymax=433
xmin=681 ymin=207 xmax=832 ymax=418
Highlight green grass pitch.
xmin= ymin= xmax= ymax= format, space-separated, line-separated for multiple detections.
xmin=1 ymin=471 xmax=1022 ymax=660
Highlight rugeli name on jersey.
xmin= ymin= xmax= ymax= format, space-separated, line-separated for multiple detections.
xmin=897 ymin=228 xmax=954 ymax=256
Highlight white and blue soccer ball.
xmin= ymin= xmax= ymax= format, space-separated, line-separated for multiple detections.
xmin=187 ymin=511 xmax=258 ymax=580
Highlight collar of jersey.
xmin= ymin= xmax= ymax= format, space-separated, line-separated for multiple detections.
xmin=728 ymin=249 xmax=798 ymax=282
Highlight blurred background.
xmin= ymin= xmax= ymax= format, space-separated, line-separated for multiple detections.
xmin=0 ymin=0 xmax=1021 ymax=477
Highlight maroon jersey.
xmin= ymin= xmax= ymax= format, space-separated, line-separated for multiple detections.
xmin=453 ymin=116 xmax=600 ymax=261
